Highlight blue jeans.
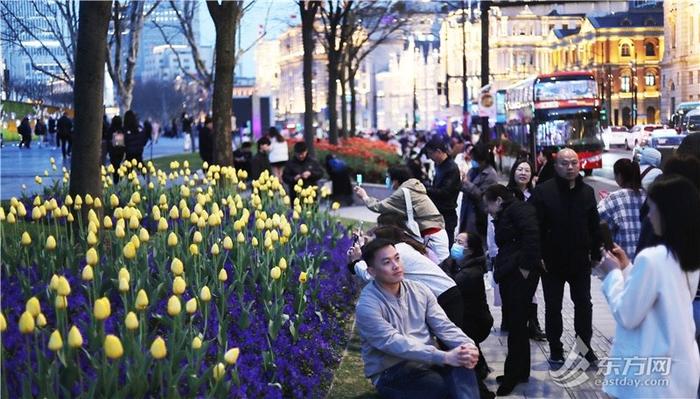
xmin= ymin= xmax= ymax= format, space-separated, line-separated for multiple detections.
xmin=376 ymin=361 xmax=479 ymax=399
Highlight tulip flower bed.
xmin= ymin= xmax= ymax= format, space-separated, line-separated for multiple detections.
xmin=0 ymin=158 xmax=359 ymax=398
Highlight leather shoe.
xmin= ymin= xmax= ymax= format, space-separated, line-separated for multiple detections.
xmin=495 ymin=375 xmax=528 ymax=384
xmin=496 ymin=378 xmax=524 ymax=396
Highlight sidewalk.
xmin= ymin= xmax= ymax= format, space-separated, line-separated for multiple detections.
xmin=0 ymin=137 xmax=187 ymax=200
xmin=336 ymin=206 xmax=616 ymax=399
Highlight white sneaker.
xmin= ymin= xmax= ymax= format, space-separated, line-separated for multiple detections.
xmin=484 ymin=272 xmax=493 ymax=290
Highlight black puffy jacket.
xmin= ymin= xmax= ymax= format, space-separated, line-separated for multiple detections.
xmin=492 ymin=200 xmax=541 ymax=282
xmin=530 ymin=174 xmax=601 ymax=275
xmin=426 ymin=157 xmax=461 ymax=213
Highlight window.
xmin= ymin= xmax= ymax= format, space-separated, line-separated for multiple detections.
xmin=621 ymin=76 xmax=631 ymax=92
xmin=645 ymin=42 xmax=656 ymax=57
xmin=646 ymin=106 xmax=656 ymax=124
xmin=645 ymin=72 xmax=656 ymax=86
xmin=621 ymin=44 xmax=631 ymax=57
xmin=690 ymin=71 xmax=695 ymax=84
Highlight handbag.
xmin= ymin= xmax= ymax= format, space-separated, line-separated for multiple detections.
xmin=401 ymin=188 xmax=422 ymax=239
xmin=111 ymin=131 xmax=125 ymax=147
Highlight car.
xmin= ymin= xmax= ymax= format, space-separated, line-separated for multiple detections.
xmin=648 ymin=128 xmax=686 ymax=150
xmin=628 ymin=124 xmax=664 ymax=150
xmin=601 ymin=125 xmax=630 ymax=150
xmin=682 ymin=109 xmax=700 ymax=135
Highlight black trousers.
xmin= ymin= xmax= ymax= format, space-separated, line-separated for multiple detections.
xmin=441 ymin=209 xmax=458 ymax=249
xmin=59 ymin=135 xmax=71 ymax=158
xmin=499 ymin=269 xmax=539 ymax=379
xmin=541 ymin=271 xmax=593 ymax=355
xmin=437 ymin=286 xmax=464 ymax=330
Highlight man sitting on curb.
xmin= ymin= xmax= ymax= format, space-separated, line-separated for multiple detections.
xmin=355 ymin=238 xmax=480 ymax=399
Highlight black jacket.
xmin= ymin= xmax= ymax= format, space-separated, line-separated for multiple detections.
xmin=57 ymin=115 xmax=72 ymax=138
xmin=250 ymin=152 xmax=271 ymax=181
xmin=282 ymin=156 xmax=324 ymax=188
xmin=492 ymin=200 xmax=541 ymax=282
xmin=530 ymin=174 xmax=601 ymax=275
xmin=426 ymin=157 xmax=461 ymax=213
xmin=440 ymin=255 xmax=493 ymax=343
xmin=124 ymin=128 xmax=145 ymax=155
xmin=198 ymin=126 xmax=213 ymax=164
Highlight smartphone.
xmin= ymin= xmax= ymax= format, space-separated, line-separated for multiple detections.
xmin=599 ymin=221 xmax=614 ymax=251
xmin=356 ymin=174 xmax=363 ymax=186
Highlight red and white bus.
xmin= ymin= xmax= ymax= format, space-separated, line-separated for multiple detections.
xmin=504 ymin=71 xmax=604 ymax=175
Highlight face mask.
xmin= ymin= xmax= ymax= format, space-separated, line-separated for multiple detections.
xmin=450 ymin=244 xmax=466 ymax=261
xmin=471 ymin=160 xmax=479 ymax=169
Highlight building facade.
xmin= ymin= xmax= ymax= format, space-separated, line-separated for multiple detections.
xmin=660 ymin=0 xmax=700 ymax=121
xmin=549 ymin=9 xmax=664 ymax=126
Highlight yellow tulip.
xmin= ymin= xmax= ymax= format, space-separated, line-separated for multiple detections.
xmin=224 ymin=347 xmax=240 ymax=365
xmin=86 ymin=247 xmax=99 ymax=266
xmin=167 ymin=232 xmax=178 ymax=247
xmin=115 ymin=225 xmax=126 ymax=238
xmin=94 ymin=197 xmax=103 ymax=208
xmin=152 ymin=206 xmax=161 ymax=221
xmin=192 ymin=336 xmax=202 ymax=350
xmin=135 ymin=289 xmax=149 ymax=311
xmin=223 ymin=236 xmax=233 ymax=250
xmin=130 ymin=234 xmax=140 ymax=250
xmin=218 ymin=268 xmax=228 ymax=282
xmin=129 ymin=215 xmax=140 ymax=229
xmin=172 ymin=276 xmax=186 ymax=295
xmin=36 ymin=313 xmax=47 ymax=327
xmin=270 ymin=266 xmax=282 ymax=280
xmin=104 ymin=335 xmax=124 ymax=359
xmin=171 ymin=258 xmax=184 ymax=275
xmin=169 ymin=206 xmax=179 ymax=220
xmin=87 ymin=231 xmax=98 ymax=246
xmin=251 ymin=237 xmax=259 ymax=247
xmin=21 ymin=231 xmax=31 ymax=246
xmin=48 ymin=330 xmax=63 ymax=351
xmin=299 ymin=271 xmax=308 ymax=284
xmin=118 ymin=277 xmax=129 ymax=293
xmin=181 ymin=207 xmax=191 ymax=219
xmin=74 ymin=195 xmax=82 ymax=207
xmin=123 ymin=242 xmax=136 ymax=259
xmin=185 ymin=298 xmax=197 ymax=314
xmin=94 ymin=297 xmax=111 ymax=320
xmin=118 ymin=267 xmax=130 ymax=283
xmin=212 ymin=363 xmax=225 ymax=380
xmin=31 ymin=206 xmax=42 ymax=220
xmin=192 ymin=231 xmax=203 ymax=244
xmin=139 ymin=228 xmax=150 ymax=242
xmin=125 ymin=312 xmax=139 ymax=330
xmin=210 ymin=243 xmax=220 ymax=256
xmin=151 ymin=336 xmax=167 ymax=359
xmin=49 ymin=274 xmax=60 ymax=291
xmin=332 ymin=201 xmax=341 ymax=210
xmin=82 ymin=265 xmax=94 ymax=281
xmin=56 ymin=276 xmax=71 ymax=296
xmin=300 ymin=224 xmax=308 ymax=235
xmin=26 ymin=297 xmax=41 ymax=316
xmin=19 ymin=311 xmax=35 ymax=334
xmin=110 ymin=194 xmax=120 ymax=207
xmin=189 ymin=244 xmax=199 ymax=256
xmin=236 ymin=232 xmax=245 ymax=243
xmin=0 ymin=313 xmax=6 ymax=332
xmin=255 ymin=219 xmax=265 ymax=230
xmin=167 ymin=295 xmax=181 ymax=316
xmin=158 ymin=217 xmax=168 ymax=232
xmin=54 ymin=296 xmax=68 ymax=310
xmin=6 ymin=212 xmax=16 ymax=224
xmin=200 ymin=286 xmax=212 ymax=302
xmin=68 ymin=326 xmax=83 ymax=348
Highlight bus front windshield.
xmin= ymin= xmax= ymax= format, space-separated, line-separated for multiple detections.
xmin=536 ymin=118 xmax=600 ymax=147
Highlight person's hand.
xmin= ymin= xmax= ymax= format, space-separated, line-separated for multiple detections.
xmin=294 ymin=174 xmax=302 ymax=181
xmin=353 ymin=186 xmax=369 ymax=201
xmin=347 ymin=245 xmax=362 ymax=263
xmin=302 ymin=171 xmax=311 ymax=179
xmin=610 ymin=244 xmax=631 ymax=269
xmin=599 ymin=190 xmax=609 ymax=200
xmin=595 ymin=251 xmax=621 ymax=277
xmin=444 ymin=343 xmax=479 ymax=368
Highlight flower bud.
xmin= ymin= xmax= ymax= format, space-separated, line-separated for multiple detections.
xmin=210 ymin=243 xmax=220 ymax=256
xmin=213 ymin=363 xmax=225 ymax=380
xmin=55 ymin=296 xmax=68 ymax=310
xmin=299 ymin=271 xmax=308 ymax=284
xmin=171 ymin=257 xmax=184 ymax=275
xmin=21 ymin=231 xmax=32 ymax=246
xmin=139 ymin=228 xmax=150 ymax=242
xmin=224 ymin=347 xmax=240 ymax=365
xmin=26 ymin=297 xmax=41 ymax=317
xmin=300 ymin=224 xmax=308 ymax=235
xmin=167 ymin=232 xmax=178 ymax=246
xmin=104 ymin=335 xmax=124 ymax=359
xmin=222 ymin=236 xmax=233 ymax=250
xmin=125 ymin=312 xmax=139 ymax=330
xmin=45 ymin=235 xmax=57 ymax=250
xmin=86 ymin=247 xmax=99 ymax=266
xmin=68 ymin=326 xmax=83 ymax=348
xmin=185 ymin=298 xmax=197 ymax=314
xmin=123 ymin=242 xmax=136 ymax=259
xmin=200 ymin=286 xmax=212 ymax=302
xmin=218 ymin=268 xmax=228 ymax=282
xmin=0 ymin=313 xmax=6 ymax=332
xmin=189 ymin=244 xmax=199 ymax=256
xmin=19 ymin=311 xmax=35 ymax=334
xmin=270 ymin=266 xmax=282 ymax=280
xmin=56 ymin=276 xmax=71 ymax=296
xmin=36 ymin=313 xmax=47 ymax=327
xmin=192 ymin=336 xmax=202 ymax=350
xmin=150 ymin=336 xmax=167 ymax=359
xmin=278 ymin=258 xmax=287 ymax=271
xmin=94 ymin=297 xmax=111 ymax=320
xmin=48 ymin=330 xmax=63 ymax=351
xmin=167 ymin=295 xmax=181 ymax=316
xmin=135 ymin=289 xmax=149 ymax=311
xmin=172 ymin=276 xmax=186 ymax=295
xmin=193 ymin=231 xmax=203 ymax=243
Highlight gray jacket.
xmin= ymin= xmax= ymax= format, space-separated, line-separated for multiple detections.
xmin=363 ymin=178 xmax=445 ymax=231
xmin=356 ymin=279 xmax=473 ymax=381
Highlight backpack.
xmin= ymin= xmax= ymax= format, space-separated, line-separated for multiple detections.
xmin=112 ymin=130 xmax=125 ymax=148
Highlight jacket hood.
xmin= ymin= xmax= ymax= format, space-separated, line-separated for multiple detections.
xmin=399 ymin=178 xmax=427 ymax=194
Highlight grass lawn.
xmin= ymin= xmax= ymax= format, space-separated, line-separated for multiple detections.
xmin=326 ymin=319 xmax=380 ymax=399
xmin=150 ymin=152 xmax=203 ymax=172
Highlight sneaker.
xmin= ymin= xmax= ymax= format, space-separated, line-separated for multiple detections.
xmin=548 ymin=352 xmax=565 ymax=365
xmin=585 ymin=351 xmax=599 ymax=368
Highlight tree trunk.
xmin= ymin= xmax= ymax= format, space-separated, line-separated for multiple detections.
xmin=327 ymin=56 xmax=339 ymax=145
xmin=206 ymin=1 xmax=241 ymax=167
xmin=349 ymin=68 xmax=357 ymax=137
xmin=300 ymin=1 xmax=319 ymax=157
xmin=69 ymin=1 xmax=112 ymax=200
xmin=340 ymin=73 xmax=348 ymax=138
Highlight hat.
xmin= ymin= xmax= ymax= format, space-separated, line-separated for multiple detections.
xmin=638 ymin=147 xmax=662 ymax=167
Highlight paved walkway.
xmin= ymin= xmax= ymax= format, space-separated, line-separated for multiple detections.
xmin=336 ymin=205 xmax=617 ymax=399
xmin=0 ymin=137 xmax=187 ymax=200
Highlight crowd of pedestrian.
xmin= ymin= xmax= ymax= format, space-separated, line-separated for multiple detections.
xmin=343 ymin=130 xmax=700 ymax=398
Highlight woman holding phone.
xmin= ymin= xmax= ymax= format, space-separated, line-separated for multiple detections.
xmin=597 ymin=175 xmax=700 ymax=398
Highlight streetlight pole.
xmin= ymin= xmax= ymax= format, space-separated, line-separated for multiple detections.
xmin=461 ymin=0 xmax=469 ymax=137
xmin=632 ymin=52 xmax=638 ymax=125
